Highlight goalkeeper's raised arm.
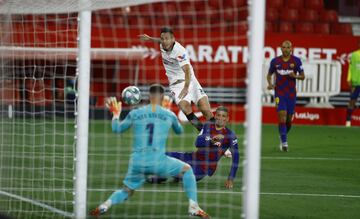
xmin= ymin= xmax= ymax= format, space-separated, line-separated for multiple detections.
xmin=138 ymin=33 xmax=162 ymax=44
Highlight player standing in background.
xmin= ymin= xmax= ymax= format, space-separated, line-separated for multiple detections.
xmin=345 ymin=42 xmax=360 ymax=127
xmin=148 ymin=106 xmax=239 ymax=189
xmin=139 ymin=27 xmax=214 ymax=131
xmin=90 ymin=84 xmax=210 ymax=218
xmin=267 ymin=40 xmax=305 ymax=152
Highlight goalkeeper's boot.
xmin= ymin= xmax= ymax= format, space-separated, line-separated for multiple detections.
xmin=189 ymin=204 xmax=211 ymax=218
xmin=90 ymin=204 xmax=108 ymax=217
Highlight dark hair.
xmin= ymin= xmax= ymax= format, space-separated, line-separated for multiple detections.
xmin=149 ymin=84 xmax=165 ymax=94
xmin=160 ymin=27 xmax=174 ymax=35
xmin=216 ymin=106 xmax=229 ymax=114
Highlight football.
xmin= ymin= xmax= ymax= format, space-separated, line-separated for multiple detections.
xmin=121 ymin=86 xmax=141 ymax=105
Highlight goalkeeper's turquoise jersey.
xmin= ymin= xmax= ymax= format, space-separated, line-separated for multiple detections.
xmin=112 ymin=104 xmax=183 ymax=162
xmin=348 ymin=49 xmax=360 ymax=86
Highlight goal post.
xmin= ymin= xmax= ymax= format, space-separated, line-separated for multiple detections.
xmin=0 ymin=0 xmax=266 ymax=218
xmin=74 ymin=4 xmax=92 ymax=219
xmin=243 ymin=0 xmax=265 ymax=218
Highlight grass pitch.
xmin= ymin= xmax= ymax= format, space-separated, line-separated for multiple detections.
xmin=0 ymin=119 xmax=359 ymax=219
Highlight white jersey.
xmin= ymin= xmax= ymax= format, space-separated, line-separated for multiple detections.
xmin=160 ymin=41 xmax=195 ymax=85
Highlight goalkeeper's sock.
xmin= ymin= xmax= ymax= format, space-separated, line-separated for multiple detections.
xmin=278 ymin=122 xmax=287 ymax=143
xmin=186 ymin=112 xmax=203 ymax=131
xmin=182 ymin=168 xmax=198 ymax=203
xmin=346 ymin=108 xmax=353 ymax=121
xmin=109 ymin=189 xmax=129 ymax=205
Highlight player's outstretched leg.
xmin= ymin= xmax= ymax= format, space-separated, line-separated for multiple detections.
xmin=90 ymin=187 xmax=133 ymax=216
xmin=181 ymin=165 xmax=210 ymax=218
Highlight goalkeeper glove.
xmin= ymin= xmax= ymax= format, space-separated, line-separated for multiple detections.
xmin=105 ymin=97 xmax=122 ymax=120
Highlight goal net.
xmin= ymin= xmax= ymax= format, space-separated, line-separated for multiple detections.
xmin=0 ymin=0 xmax=261 ymax=218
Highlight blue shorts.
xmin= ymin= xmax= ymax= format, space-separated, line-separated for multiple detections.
xmin=123 ymin=155 xmax=186 ymax=190
xmin=275 ymin=96 xmax=296 ymax=115
xmin=166 ymin=152 xmax=206 ymax=180
xmin=350 ymin=86 xmax=360 ymax=100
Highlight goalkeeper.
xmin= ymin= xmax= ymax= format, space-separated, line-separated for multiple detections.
xmin=148 ymin=106 xmax=239 ymax=189
xmin=90 ymin=84 xmax=210 ymax=218
xmin=139 ymin=27 xmax=214 ymax=131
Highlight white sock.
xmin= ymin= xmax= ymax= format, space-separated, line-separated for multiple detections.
xmin=101 ymin=200 xmax=112 ymax=209
xmin=189 ymin=199 xmax=197 ymax=207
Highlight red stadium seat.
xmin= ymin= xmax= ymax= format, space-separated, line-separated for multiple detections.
xmin=0 ymin=80 xmax=20 ymax=105
xmin=266 ymin=0 xmax=283 ymax=8
xmin=295 ymin=22 xmax=314 ymax=34
xmin=314 ymin=23 xmax=330 ymax=34
xmin=304 ymin=0 xmax=324 ymax=10
xmin=285 ymin=0 xmax=304 ymax=9
xmin=224 ymin=8 xmax=235 ymax=21
xmin=331 ymin=23 xmax=353 ymax=35
xmin=301 ymin=9 xmax=319 ymax=22
xmin=279 ymin=22 xmax=294 ymax=33
xmin=226 ymin=0 xmax=247 ymax=7
xmin=320 ymin=10 xmax=338 ymax=23
xmin=236 ymin=22 xmax=248 ymax=34
xmin=238 ymin=8 xmax=249 ymax=20
xmin=280 ymin=9 xmax=299 ymax=22
xmin=266 ymin=8 xmax=279 ymax=22
xmin=265 ymin=22 xmax=277 ymax=32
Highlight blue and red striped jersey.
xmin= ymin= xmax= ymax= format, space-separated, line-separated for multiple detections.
xmin=193 ymin=123 xmax=239 ymax=180
xmin=268 ymin=55 xmax=304 ymax=99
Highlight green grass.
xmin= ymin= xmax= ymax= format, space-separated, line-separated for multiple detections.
xmin=1 ymin=119 xmax=359 ymax=219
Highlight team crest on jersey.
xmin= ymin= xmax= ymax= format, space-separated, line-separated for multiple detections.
xmin=290 ymin=63 xmax=295 ymax=68
xmin=177 ymin=54 xmax=186 ymax=62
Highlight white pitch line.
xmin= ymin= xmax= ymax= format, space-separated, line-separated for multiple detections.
xmin=0 ymin=190 xmax=73 ymax=218
xmin=87 ymin=188 xmax=360 ymax=199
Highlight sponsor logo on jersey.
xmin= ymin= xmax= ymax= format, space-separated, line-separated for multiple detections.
xmin=276 ymin=69 xmax=294 ymax=75
xmin=177 ymin=53 xmax=186 ymax=62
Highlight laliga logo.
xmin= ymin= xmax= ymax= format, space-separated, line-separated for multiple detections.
xmin=295 ymin=112 xmax=320 ymax=121
xmin=351 ymin=115 xmax=360 ymax=121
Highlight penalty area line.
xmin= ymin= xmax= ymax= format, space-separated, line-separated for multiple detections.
xmin=0 ymin=190 xmax=73 ymax=218
xmin=88 ymin=188 xmax=360 ymax=199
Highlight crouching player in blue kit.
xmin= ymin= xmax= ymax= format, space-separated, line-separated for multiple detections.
xmin=90 ymin=84 xmax=210 ymax=218
xmin=267 ymin=40 xmax=305 ymax=152
xmin=148 ymin=106 xmax=239 ymax=189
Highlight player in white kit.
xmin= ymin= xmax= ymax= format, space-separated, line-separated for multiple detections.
xmin=139 ymin=27 xmax=214 ymax=131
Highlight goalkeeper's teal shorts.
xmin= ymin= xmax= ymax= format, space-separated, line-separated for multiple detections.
xmin=123 ymin=154 xmax=186 ymax=190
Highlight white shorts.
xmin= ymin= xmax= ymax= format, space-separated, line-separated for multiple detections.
xmin=169 ymin=78 xmax=207 ymax=105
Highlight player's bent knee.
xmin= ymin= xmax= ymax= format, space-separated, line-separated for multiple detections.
xmin=181 ymin=164 xmax=191 ymax=173
xmin=123 ymin=186 xmax=135 ymax=197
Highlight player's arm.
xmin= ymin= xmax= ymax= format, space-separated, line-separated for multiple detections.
xmin=225 ymin=136 xmax=240 ymax=189
xmin=171 ymin=112 xmax=184 ymax=134
xmin=105 ymin=97 xmax=132 ymax=133
xmin=138 ymin=34 xmax=161 ymax=44
xmin=347 ymin=53 xmax=353 ymax=88
xmin=267 ymin=59 xmax=276 ymax=90
xmin=290 ymin=58 xmax=305 ymax=80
